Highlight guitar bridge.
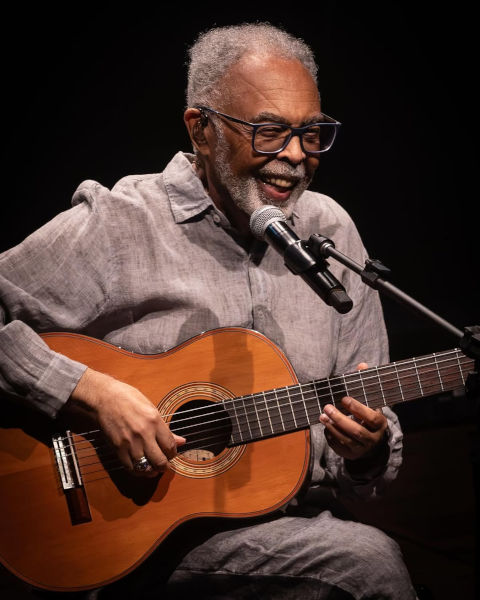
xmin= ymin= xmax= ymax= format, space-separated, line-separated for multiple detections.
xmin=53 ymin=431 xmax=92 ymax=525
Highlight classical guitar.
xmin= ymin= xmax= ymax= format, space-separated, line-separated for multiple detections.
xmin=0 ymin=327 xmax=473 ymax=591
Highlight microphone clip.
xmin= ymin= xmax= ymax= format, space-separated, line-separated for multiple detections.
xmin=301 ymin=235 xmax=353 ymax=314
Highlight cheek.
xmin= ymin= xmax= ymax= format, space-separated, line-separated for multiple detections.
xmin=229 ymin=148 xmax=269 ymax=177
xmin=306 ymin=156 xmax=320 ymax=178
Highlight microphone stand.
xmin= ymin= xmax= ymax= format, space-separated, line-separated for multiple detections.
xmin=307 ymin=233 xmax=479 ymax=392
xmin=309 ymin=231 xmax=479 ymax=588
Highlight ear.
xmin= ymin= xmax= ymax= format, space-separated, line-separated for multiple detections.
xmin=184 ymin=108 xmax=210 ymax=154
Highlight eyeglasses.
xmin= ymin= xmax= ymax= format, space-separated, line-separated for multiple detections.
xmin=195 ymin=105 xmax=341 ymax=155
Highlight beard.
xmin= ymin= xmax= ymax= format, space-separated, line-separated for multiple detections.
xmin=213 ymin=127 xmax=313 ymax=219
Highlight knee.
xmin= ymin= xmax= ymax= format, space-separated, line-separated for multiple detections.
xmin=355 ymin=525 xmax=403 ymax=566
xmin=344 ymin=524 xmax=415 ymax=598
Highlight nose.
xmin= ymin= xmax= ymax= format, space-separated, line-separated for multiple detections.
xmin=275 ymin=134 xmax=306 ymax=165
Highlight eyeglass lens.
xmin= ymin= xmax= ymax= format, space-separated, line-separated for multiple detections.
xmin=253 ymin=124 xmax=336 ymax=153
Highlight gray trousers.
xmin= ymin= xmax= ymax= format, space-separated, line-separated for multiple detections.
xmin=97 ymin=504 xmax=417 ymax=600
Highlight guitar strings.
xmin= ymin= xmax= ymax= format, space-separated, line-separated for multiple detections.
xmin=81 ymin=372 xmax=466 ymax=455
xmin=60 ymin=353 xmax=472 ymax=470
xmin=63 ymin=350 xmax=473 ymax=439
xmin=62 ymin=353 xmax=471 ymax=459
xmin=61 ymin=357 xmax=472 ymax=478
xmin=61 ymin=351 xmax=471 ymax=447
xmin=71 ymin=362 xmax=472 ymax=482
xmin=74 ymin=366 xmax=467 ymax=482
xmin=54 ymin=352 xmax=472 ymax=486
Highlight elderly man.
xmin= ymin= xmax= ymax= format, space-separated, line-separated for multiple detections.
xmin=0 ymin=23 xmax=416 ymax=599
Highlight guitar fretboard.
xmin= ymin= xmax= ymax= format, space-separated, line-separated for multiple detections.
xmin=226 ymin=348 xmax=473 ymax=445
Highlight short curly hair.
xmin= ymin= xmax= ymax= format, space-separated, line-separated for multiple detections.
xmin=186 ymin=22 xmax=318 ymax=108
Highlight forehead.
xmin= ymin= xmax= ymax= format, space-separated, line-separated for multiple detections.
xmin=219 ymin=53 xmax=321 ymax=124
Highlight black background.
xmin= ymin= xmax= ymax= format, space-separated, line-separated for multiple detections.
xmin=1 ymin=2 xmax=478 ymax=598
xmin=3 ymin=1 xmax=478 ymax=359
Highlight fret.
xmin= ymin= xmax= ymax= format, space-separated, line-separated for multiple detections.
xmin=432 ymin=353 xmax=444 ymax=391
xmin=261 ymin=391 xmax=274 ymax=435
xmin=416 ymin=354 xmax=445 ymax=398
xmin=251 ymin=394 xmax=265 ymax=438
xmin=375 ymin=366 xmax=387 ymax=406
xmin=286 ymin=387 xmax=298 ymax=428
xmin=393 ymin=362 xmax=406 ymax=402
xmin=230 ymin=349 xmax=473 ymax=445
xmin=360 ymin=368 xmax=384 ymax=408
xmin=328 ymin=376 xmax=347 ymax=406
xmin=277 ymin=388 xmax=297 ymax=431
xmin=455 ymin=351 xmax=466 ymax=385
xmin=295 ymin=386 xmax=310 ymax=427
xmin=232 ymin=396 xmax=251 ymax=442
xmin=377 ymin=364 xmax=404 ymax=408
xmin=263 ymin=389 xmax=283 ymax=435
xmin=439 ymin=351 xmax=464 ymax=387
xmin=326 ymin=377 xmax=336 ymax=406
xmin=398 ymin=358 xmax=422 ymax=400
xmin=229 ymin=398 xmax=244 ymax=443
xmin=301 ymin=382 xmax=322 ymax=423
xmin=312 ymin=380 xmax=323 ymax=413
xmin=274 ymin=388 xmax=286 ymax=432
xmin=240 ymin=395 xmax=255 ymax=440
xmin=412 ymin=357 xmax=424 ymax=396
xmin=357 ymin=370 xmax=368 ymax=405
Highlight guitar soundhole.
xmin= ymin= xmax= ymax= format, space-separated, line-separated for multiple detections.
xmin=170 ymin=400 xmax=232 ymax=460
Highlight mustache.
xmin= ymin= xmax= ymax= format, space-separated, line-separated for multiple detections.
xmin=257 ymin=161 xmax=307 ymax=181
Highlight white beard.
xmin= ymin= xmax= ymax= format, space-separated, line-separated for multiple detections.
xmin=213 ymin=127 xmax=312 ymax=219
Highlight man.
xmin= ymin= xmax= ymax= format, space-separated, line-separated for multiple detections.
xmin=0 ymin=24 xmax=416 ymax=599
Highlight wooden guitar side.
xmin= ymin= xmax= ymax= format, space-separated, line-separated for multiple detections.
xmin=0 ymin=328 xmax=310 ymax=591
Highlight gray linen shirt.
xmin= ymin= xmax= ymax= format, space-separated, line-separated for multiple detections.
xmin=0 ymin=151 xmax=401 ymax=497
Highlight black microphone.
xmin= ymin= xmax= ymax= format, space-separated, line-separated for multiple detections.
xmin=250 ymin=205 xmax=353 ymax=314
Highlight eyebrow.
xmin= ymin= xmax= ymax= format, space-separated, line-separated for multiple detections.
xmin=249 ymin=111 xmax=325 ymax=126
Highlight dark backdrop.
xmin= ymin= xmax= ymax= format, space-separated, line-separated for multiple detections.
xmin=2 ymin=2 xmax=478 ymax=598
xmin=3 ymin=2 xmax=478 ymax=358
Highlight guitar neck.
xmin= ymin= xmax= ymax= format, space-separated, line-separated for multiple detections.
xmin=227 ymin=348 xmax=474 ymax=445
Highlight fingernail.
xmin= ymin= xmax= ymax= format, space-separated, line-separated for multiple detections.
xmin=320 ymin=413 xmax=333 ymax=425
xmin=174 ymin=434 xmax=187 ymax=443
xmin=324 ymin=405 xmax=334 ymax=416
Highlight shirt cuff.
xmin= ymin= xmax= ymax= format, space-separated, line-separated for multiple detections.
xmin=325 ymin=407 xmax=404 ymax=500
xmin=0 ymin=320 xmax=87 ymax=418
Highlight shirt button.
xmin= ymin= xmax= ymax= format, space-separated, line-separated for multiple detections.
xmin=212 ymin=214 xmax=221 ymax=224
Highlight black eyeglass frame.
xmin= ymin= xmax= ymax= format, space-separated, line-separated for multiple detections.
xmin=195 ymin=105 xmax=341 ymax=155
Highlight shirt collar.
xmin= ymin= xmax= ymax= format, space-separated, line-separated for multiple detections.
xmin=164 ymin=150 xmax=301 ymax=226
xmin=164 ymin=152 xmax=214 ymax=223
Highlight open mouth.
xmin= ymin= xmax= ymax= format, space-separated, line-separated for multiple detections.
xmin=259 ymin=174 xmax=296 ymax=190
xmin=257 ymin=174 xmax=298 ymax=202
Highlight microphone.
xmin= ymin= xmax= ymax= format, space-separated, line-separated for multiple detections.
xmin=250 ymin=205 xmax=353 ymax=314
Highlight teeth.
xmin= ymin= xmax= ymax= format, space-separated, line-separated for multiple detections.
xmin=262 ymin=176 xmax=294 ymax=189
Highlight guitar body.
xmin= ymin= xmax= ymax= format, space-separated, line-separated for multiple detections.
xmin=0 ymin=328 xmax=310 ymax=591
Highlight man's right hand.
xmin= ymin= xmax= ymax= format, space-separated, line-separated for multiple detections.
xmin=68 ymin=368 xmax=186 ymax=477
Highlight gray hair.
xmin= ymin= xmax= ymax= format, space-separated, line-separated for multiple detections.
xmin=186 ymin=23 xmax=318 ymax=108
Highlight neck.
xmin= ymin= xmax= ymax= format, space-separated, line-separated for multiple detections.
xmin=219 ymin=348 xmax=473 ymax=446
xmin=194 ymin=160 xmax=253 ymax=239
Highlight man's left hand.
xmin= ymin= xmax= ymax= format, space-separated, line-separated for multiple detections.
xmin=319 ymin=363 xmax=388 ymax=461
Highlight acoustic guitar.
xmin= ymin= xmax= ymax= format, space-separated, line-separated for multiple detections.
xmin=0 ymin=327 xmax=473 ymax=591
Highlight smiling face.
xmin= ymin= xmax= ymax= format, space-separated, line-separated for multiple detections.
xmin=186 ymin=53 xmax=322 ymax=234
